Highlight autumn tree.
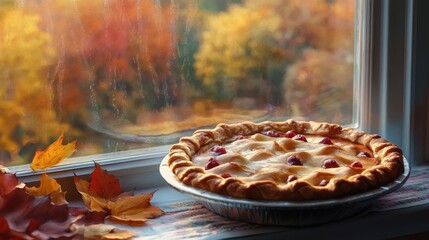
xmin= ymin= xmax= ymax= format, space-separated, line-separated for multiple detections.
xmin=0 ymin=7 xmax=69 ymax=164
xmin=24 ymin=0 xmax=178 ymax=137
xmin=194 ymin=3 xmax=287 ymax=102
xmin=194 ymin=0 xmax=355 ymax=122
xmin=282 ymin=0 xmax=355 ymax=124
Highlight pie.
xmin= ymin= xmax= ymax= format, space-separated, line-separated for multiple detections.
xmin=166 ymin=119 xmax=404 ymax=201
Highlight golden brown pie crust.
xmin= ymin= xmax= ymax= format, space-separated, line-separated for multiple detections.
xmin=167 ymin=119 xmax=404 ymax=201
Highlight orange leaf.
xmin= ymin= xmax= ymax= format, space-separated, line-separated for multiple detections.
xmin=30 ymin=133 xmax=77 ymax=170
xmin=74 ymin=175 xmax=108 ymax=212
xmin=50 ymin=189 xmax=69 ymax=205
xmin=26 ymin=173 xmax=68 ymax=205
xmin=74 ymin=163 xmax=164 ymax=225
xmin=26 ymin=173 xmax=61 ymax=197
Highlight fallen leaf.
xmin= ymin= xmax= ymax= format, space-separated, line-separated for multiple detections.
xmin=70 ymin=207 xmax=108 ymax=226
xmin=89 ymin=162 xmax=123 ymax=199
xmin=0 ymin=172 xmax=21 ymax=196
xmin=0 ymin=171 xmax=77 ymax=239
xmin=50 ymin=189 xmax=69 ymax=205
xmin=26 ymin=172 xmax=68 ymax=205
xmin=72 ymin=224 xmax=137 ymax=240
xmin=0 ymin=216 xmax=9 ymax=234
xmin=30 ymin=133 xmax=77 ymax=170
xmin=26 ymin=173 xmax=61 ymax=197
xmin=74 ymin=163 xmax=164 ymax=226
xmin=108 ymin=192 xmax=164 ymax=224
xmin=74 ymin=175 xmax=108 ymax=212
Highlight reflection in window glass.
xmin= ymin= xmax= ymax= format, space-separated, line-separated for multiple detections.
xmin=0 ymin=0 xmax=355 ymax=166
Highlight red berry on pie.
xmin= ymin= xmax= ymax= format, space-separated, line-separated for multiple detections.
xmin=210 ymin=146 xmax=227 ymax=155
xmin=221 ymin=173 xmax=232 ymax=178
xmin=292 ymin=134 xmax=307 ymax=142
xmin=236 ymin=135 xmax=245 ymax=140
xmin=357 ymin=152 xmax=371 ymax=158
xmin=285 ymin=130 xmax=296 ymax=138
xmin=322 ymin=159 xmax=339 ymax=168
xmin=264 ymin=130 xmax=280 ymax=137
xmin=319 ymin=180 xmax=329 ymax=186
xmin=351 ymin=161 xmax=363 ymax=168
xmin=319 ymin=137 xmax=333 ymax=145
xmin=287 ymin=155 xmax=303 ymax=166
xmin=205 ymin=158 xmax=220 ymax=170
xmin=287 ymin=175 xmax=298 ymax=182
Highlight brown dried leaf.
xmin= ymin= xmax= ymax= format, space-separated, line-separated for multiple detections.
xmin=108 ymin=192 xmax=164 ymax=224
xmin=73 ymin=224 xmax=137 ymax=240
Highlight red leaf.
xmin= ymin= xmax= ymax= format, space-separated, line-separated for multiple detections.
xmin=89 ymin=163 xmax=123 ymax=199
xmin=0 ymin=216 xmax=9 ymax=234
xmin=0 ymin=172 xmax=21 ymax=197
xmin=74 ymin=163 xmax=164 ymax=225
xmin=69 ymin=207 xmax=108 ymax=226
xmin=1 ymin=185 xmax=76 ymax=238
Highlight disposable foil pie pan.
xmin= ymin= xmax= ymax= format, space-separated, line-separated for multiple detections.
xmin=160 ymin=156 xmax=410 ymax=226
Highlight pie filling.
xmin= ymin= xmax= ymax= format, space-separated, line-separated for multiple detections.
xmin=193 ymin=132 xmax=378 ymax=187
xmin=167 ymin=120 xmax=404 ymax=201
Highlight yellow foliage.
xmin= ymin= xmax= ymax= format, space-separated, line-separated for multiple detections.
xmin=195 ymin=4 xmax=283 ymax=87
xmin=0 ymin=8 xmax=69 ymax=159
xmin=194 ymin=0 xmax=354 ymax=92
xmin=0 ymin=101 xmax=23 ymax=153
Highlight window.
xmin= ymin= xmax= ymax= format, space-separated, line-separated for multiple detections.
xmin=1 ymin=0 xmax=358 ymax=170
xmin=2 ymin=1 xmax=427 ymax=238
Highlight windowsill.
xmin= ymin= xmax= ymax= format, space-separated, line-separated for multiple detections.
xmin=9 ymin=150 xmax=429 ymax=239
xmin=99 ymin=165 xmax=429 ymax=239
xmin=147 ymin=185 xmax=429 ymax=239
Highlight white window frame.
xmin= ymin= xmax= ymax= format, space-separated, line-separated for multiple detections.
xmin=10 ymin=0 xmax=427 ymax=190
xmin=359 ymin=0 xmax=428 ymax=166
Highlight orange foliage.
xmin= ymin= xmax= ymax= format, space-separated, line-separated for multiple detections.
xmin=30 ymin=133 xmax=77 ymax=171
xmin=27 ymin=0 xmax=177 ymax=121
xmin=74 ymin=162 xmax=164 ymax=225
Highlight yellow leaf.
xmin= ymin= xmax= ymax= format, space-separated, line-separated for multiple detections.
xmin=26 ymin=173 xmax=61 ymax=196
xmin=30 ymin=133 xmax=76 ymax=170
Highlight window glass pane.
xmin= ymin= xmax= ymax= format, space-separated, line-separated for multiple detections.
xmin=0 ymin=0 xmax=356 ymax=166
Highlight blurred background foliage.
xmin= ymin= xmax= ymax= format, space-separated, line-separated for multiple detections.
xmin=0 ymin=0 xmax=354 ymax=165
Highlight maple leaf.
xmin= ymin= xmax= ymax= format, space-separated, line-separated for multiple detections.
xmin=26 ymin=172 xmax=61 ymax=196
xmin=26 ymin=172 xmax=69 ymax=205
xmin=74 ymin=162 xmax=164 ymax=225
xmin=0 ymin=171 xmax=22 ymax=196
xmin=74 ymin=173 xmax=109 ymax=212
xmin=0 ymin=171 xmax=77 ymax=239
xmin=108 ymin=192 xmax=164 ymax=224
xmin=89 ymin=162 xmax=123 ymax=199
xmin=30 ymin=133 xmax=77 ymax=171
